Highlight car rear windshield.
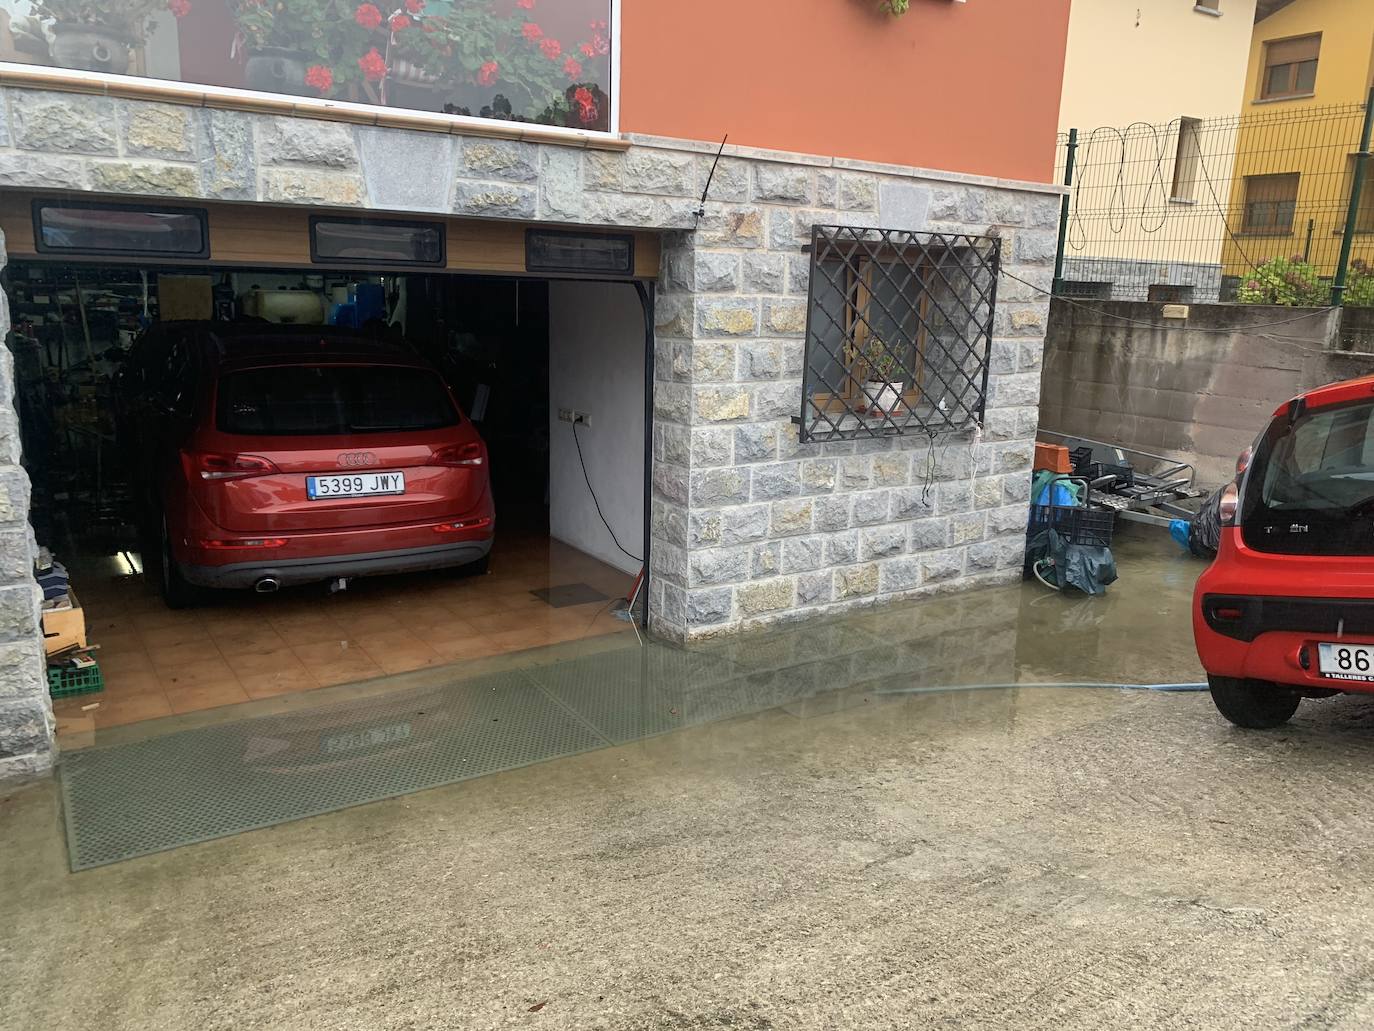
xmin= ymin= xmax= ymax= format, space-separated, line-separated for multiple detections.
xmin=217 ymin=365 xmax=459 ymax=436
xmin=1242 ymin=398 xmax=1374 ymax=555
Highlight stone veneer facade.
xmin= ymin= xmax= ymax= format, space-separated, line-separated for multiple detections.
xmin=0 ymin=86 xmax=1059 ymax=781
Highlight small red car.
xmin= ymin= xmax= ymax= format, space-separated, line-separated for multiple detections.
xmin=115 ymin=323 xmax=494 ymax=607
xmin=1194 ymin=373 xmax=1374 ymax=727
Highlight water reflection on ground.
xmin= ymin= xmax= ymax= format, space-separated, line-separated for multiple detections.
xmin=59 ymin=526 xmax=1204 ymax=868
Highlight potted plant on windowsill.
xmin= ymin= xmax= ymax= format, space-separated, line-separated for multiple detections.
xmin=859 ymin=336 xmax=905 ymax=416
xmin=33 ymin=0 xmax=181 ymax=75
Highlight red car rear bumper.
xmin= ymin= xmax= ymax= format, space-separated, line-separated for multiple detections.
xmin=174 ymin=493 xmax=495 ymax=588
xmin=1194 ymin=528 xmax=1374 ymax=694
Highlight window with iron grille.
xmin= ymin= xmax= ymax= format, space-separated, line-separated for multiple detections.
xmin=798 ymin=225 xmax=1000 ymax=443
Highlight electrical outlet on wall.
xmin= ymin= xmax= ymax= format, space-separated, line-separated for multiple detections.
xmin=557 ymin=408 xmax=575 ymax=423
xmin=557 ymin=409 xmax=592 ymax=426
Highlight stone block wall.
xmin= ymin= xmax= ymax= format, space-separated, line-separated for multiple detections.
xmin=0 ymin=231 xmax=50 ymax=783
xmin=0 ymin=84 xmax=1060 ymax=776
xmin=644 ymin=171 xmax=1059 ymax=641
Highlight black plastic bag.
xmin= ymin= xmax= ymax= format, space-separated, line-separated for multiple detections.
xmin=1188 ymin=485 xmax=1226 ymax=559
xmin=1025 ymin=528 xmax=1119 ymax=596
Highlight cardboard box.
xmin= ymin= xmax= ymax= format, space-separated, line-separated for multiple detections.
xmin=1033 ymin=442 xmax=1073 ymax=474
xmin=42 ymin=589 xmax=87 ymax=656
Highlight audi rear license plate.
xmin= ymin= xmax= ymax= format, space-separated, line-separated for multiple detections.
xmin=307 ymin=471 xmax=405 ymax=500
xmin=1318 ymin=642 xmax=1374 ymax=682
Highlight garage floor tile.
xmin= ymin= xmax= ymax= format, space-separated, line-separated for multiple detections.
xmin=60 ymin=534 xmax=635 ymax=737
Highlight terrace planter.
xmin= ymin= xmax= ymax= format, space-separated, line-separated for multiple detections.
xmin=244 ymin=46 xmax=312 ymax=97
xmin=49 ymin=22 xmax=132 ymax=74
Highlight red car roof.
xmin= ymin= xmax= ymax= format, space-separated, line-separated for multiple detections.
xmin=1274 ymin=373 xmax=1374 ymax=418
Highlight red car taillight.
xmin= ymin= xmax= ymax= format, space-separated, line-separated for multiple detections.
xmin=186 ymin=452 xmax=281 ymax=481
xmin=432 ymin=517 xmax=493 ymax=533
xmin=433 ymin=442 xmax=485 ymax=467
xmin=1219 ymin=482 xmax=1239 ymax=524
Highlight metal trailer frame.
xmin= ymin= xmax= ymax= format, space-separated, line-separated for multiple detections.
xmin=1037 ymin=430 xmax=1205 ymax=528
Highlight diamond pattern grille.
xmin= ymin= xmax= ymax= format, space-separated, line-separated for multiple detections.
xmin=799 ymin=225 xmax=1001 ymax=442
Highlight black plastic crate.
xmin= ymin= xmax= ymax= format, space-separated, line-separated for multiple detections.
xmin=1028 ymin=504 xmax=1115 ymax=548
xmin=1080 ymin=461 xmax=1134 ymax=488
xmin=1068 ymin=446 xmax=1094 ymax=473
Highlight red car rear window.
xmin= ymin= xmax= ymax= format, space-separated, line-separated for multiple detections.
xmin=217 ymin=365 xmax=459 ymax=436
xmin=1242 ymin=398 xmax=1374 ymax=555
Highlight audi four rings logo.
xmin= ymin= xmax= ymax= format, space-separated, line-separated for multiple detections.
xmin=338 ymin=452 xmax=379 ymax=468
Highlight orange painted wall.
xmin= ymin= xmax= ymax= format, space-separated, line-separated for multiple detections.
xmin=618 ymin=0 xmax=1071 ymax=184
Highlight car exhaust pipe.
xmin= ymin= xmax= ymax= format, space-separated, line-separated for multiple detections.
xmin=254 ymin=577 xmax=280 ymax=594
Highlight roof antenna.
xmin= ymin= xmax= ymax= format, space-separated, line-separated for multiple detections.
xmin=696 ymin=134 xmax=729 ymax=222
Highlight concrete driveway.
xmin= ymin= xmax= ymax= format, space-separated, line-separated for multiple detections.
xmin=5 ymin=529 xmax=1374 ymax=1029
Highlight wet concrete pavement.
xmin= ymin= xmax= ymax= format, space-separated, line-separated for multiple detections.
xmin=6 ymin=529 xmax=1374 ymax=1028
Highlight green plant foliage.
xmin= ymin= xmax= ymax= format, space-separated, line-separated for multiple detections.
xmin=1235 ymin=255 xmax=1328 ymax=306
xmin=878 ymin=0 xmax=911 ymax=13
xmin=1345 ymin=259 xmax=1374 ymax=307
xmin=232 ymin=0 xmax=611 ymax=128
xmin=32 ymin=0 xmax=169 ymax=38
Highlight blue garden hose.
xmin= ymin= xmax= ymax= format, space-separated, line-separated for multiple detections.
xmin=873 ymin=681 xmax=1208 ymax=698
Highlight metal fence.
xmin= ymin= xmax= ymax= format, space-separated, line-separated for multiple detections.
xmin=1052 ymin=90 xmax=1374 ymax=306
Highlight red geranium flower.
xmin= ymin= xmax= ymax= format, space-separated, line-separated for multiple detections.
xmin=579 ymin=42 xmax=594 ymax=58
xmin=389 ymin=13 xmax=411 ymax=30
xmin=168 ymin=0 xmax=191 ymax=17
xmin=404 ymin=0 xmax=423 ymax=10
xmin=539 ymin=37 xmax=561 ymax=60
xmin=563 ymin=56 xmax=582 ymax=79
xmin=354 ymin=3 xmax=382 ymax=29
xmin=357 ymin=46 xmax=387 ymax=81
xmin=520 ymin=22 xmax=542 ymax=41
xmin=573 ymin=86 xmax=597 ymax=123
xmin=516 ymin=0 xmax=535 ymax=7
xmin=304 ymin=64 xmax=334 ymax=92
xmin=478 ymin=60 xmax=499 ymax=86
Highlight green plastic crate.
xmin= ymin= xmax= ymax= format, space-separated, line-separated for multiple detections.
xmin=48 ymin=663 xmax=104 ymax=699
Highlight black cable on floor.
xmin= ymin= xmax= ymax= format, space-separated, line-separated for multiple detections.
xmin=571 ymin=418 xmax=643 ymax=564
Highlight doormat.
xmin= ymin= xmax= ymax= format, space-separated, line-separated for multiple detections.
xmin=58 ymin=643 xmax=741 ymax=871
xmin=531 ymin=583 xmax=611 ymax=608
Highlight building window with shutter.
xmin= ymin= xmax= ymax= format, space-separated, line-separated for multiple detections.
xmin=1259 ymin=34 xmax=1320 ymax=101
xmin=1241 ymin=173 xmax=1300 ymax=234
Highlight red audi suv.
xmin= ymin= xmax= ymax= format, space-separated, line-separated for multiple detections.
xmin=114 ymin=323 xmax=493 ymax=607
xmin=1194 ymin=374 xmax=1374 ymax=727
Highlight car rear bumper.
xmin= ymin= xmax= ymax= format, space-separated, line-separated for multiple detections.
xmin=1194 ymin=602 xmax=1374 ymax=694
xmin=182 ymin=538 xmax=492 ymax=589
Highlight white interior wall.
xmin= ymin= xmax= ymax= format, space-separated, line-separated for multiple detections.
xmin=547 ymin=281 xmax=645 ymax=575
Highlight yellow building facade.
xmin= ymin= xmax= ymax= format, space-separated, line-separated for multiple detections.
xmin=1220 ymin=0 xmax=1374 ymax=287
xmin=1056 ymin=0 xmax=1258 ymax=300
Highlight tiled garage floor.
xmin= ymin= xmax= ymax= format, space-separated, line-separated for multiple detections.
xmin=51 ymin=527 xmax=635 ymax=740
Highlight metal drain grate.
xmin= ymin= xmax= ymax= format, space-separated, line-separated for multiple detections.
xmin=60 ymin=625 xmax=922 ymax=871
xmin=60 ymin=671 xmax=610 ymax=871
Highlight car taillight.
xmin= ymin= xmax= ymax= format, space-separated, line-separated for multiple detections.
xmin=433 ymin=442 xmax=485 ymax=467
xmin=1236 ymin=446 xmax=1252 ymax=476
xmin=188 ymin=452 xmax=281 ymax=481
xmin=433 ymin=517 xmax=492 ymax=533
xmin=1218 ymin=482 xmax=1239 ymax=524
xmin=198 ymin=538 xmax=288 ymax=549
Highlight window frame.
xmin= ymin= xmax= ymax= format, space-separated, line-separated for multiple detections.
xmin=525 ymin=228 xmax=636 ymax=277
xmin=799 ymin=225 xmax=1001 ymax=444
xmin=1170 ymin=116 xmax=1203 ymax=202
xmin=1258 ymin=33 xmax=1321 ymax=101
xmin=1240 ymin=172 xmax=1301 ymax=235
xmin=808 ymin=258 xmax=929 ymax=416
xmin=31 ymin=200 xmax=210 ymax=259
xmin=309 ymin=215 xmax=447 ymax=267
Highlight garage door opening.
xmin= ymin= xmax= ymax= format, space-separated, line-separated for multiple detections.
xmin=7 ymin=261 xmax=650 ymax=745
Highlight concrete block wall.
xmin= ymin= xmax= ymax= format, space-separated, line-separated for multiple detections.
xmin=0 ymin=84 xmax=1061 ymax=775
xmin=1039 ymin=298 xmax=1374 ymax=486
